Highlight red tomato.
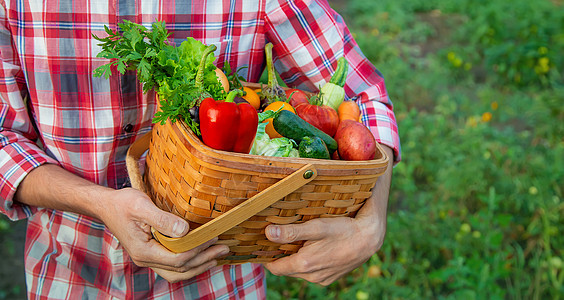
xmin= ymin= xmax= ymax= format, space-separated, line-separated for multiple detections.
xmin=295 ymin=103 xmax=339 ymax=137
xmin=285 ymin=89 xmax=309 ymax=108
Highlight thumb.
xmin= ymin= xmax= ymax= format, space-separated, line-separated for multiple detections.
xmin=145 ymin=205 xmax=189 ymax=238
xmin=265 ymin=219 xmax=326 ymax=244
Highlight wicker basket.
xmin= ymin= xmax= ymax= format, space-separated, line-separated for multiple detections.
xmin=125 ymin=84 xmax=389 ymax=265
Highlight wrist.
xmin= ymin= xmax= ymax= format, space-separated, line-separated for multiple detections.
xmin=15 ymin=163 xmax=115 ymax=220
xmin=83 ymin=184 xmax=116 ymax=221
xmin=355 ymin=213 xmax=386 ymax=253
xmin=353 ymin=144 xmax=392 ymax=253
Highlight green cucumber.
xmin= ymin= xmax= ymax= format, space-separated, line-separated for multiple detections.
xmin=273 ymin=110 xmax=338 ymax=153
xmin=329 ymin=57 xmax=349 ymax=87
xmin=298 ymin=136 xmax=330 ymax=159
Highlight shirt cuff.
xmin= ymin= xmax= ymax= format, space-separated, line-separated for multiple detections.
xmin=358 ymin=99 xmax=401 ymax=164
xmin=0 ymin=140 xmax=59 ymax=221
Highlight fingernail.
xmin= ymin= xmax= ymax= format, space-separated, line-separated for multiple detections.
xmin=172 ymin=221 xmax=188 ymax=237
xmin=220 ymin=247 xmax=230 ymax=256
xmin=268 ymin=226 xmax=280 ymax=239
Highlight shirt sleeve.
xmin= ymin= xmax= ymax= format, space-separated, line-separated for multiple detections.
xmin=0 ymin=5 xmax=59 ymax=221
xmin=264 ymin=0 xmax=401 ymax=162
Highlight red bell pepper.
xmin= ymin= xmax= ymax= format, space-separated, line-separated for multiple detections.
xmin=199 ymin=90 xmax=259 ymax=153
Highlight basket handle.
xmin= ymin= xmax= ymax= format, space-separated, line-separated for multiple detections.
xmin=125 ymin=131 xmax=152 ymax=193
xmin=153 ymin=163 xmax=317 ymax=253
xmin=125 ymin=130 xmax=318 ymax=253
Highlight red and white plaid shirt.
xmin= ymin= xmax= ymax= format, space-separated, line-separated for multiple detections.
xmin=0 ymin=0 xmax=400 ymax=298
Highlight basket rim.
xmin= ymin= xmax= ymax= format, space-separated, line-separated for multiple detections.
xmin=167 ymin=118 xmax=389 ymax=177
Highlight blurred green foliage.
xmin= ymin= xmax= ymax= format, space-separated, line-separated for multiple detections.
xmin=267 ymin=0 xmax=563 ymax=299
xmin=0 ymin=215 xmax=25 ymax=300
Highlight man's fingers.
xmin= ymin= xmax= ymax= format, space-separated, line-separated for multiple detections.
xmin=132 ymin=237 xmax=227 ymax=272
xmin=138 ymin=199 xmax=189 ymax=238
xmin=152 ymin=259 xmax=218 ymax=283
xmin=265 ymin=218 xmax=347 ymax=244
xmin=265 ymin=252 xmax=325 ymax=277
xmin=265 ymin=220 xmax=320 ymax=244
xmin=179 ymin=244 xmax=229 ymax=270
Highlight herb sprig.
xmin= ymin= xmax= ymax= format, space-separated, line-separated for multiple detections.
xmin=93 ymin=20 xmax=226 ymax=133
xmin=222 ymin=62 xmax=248 ymax=90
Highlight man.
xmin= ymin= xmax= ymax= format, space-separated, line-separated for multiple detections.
xmin=0 ymin=0 xmax=400 ymax=298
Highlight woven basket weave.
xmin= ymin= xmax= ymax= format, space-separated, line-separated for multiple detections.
xmin=126 ymin=84 xmax=389 ymax=265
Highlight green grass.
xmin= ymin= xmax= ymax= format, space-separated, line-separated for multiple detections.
xmin=267 ymin=0 xmax=564 ymax=299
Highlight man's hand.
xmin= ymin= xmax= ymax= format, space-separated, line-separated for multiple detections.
xmin=98 ymin=188 xmax=229 ymax=283
xmin=15 ymin=164 xmax=229 ymax=283
xmin=264 ymin=145 xmax=394 ymax=285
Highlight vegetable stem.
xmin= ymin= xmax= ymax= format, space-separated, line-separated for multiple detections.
xmin=265 ymin=43 xmax=276 ymax=88
xmin=225 ymin=89 xmax=244 ymax=103
xmin=261 ymin=43 xmax=286 ymax=106
xmin=195 ymin=44 xmax=218 ymax=89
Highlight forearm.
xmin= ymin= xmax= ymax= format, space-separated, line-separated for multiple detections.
xmin=368 ymin=144 xmax=394 ymax=223
xmin=357 ymin=144 xmax=394 ymax=249
xmin=13 ymin=163 xmax=228 ymax=282
xmin=13 ymin=163 xmax=112 ymax=220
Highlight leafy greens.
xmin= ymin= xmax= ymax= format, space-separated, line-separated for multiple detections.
xmin=93 ymin=20 xmax=226 ymax=133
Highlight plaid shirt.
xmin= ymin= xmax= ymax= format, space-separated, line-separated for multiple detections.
xmin=0 ymin=0 xmax=400 ymax=299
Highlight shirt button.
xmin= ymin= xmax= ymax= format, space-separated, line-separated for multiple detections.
xmin=123 ymin=124 xmax=134 ymax=133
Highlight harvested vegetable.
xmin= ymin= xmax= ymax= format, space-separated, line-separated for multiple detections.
xmin=199 ymin=89 xmax=259 ymax=154
xmin=93 ymin=20 xmax=226 ymax=135
xmin=334 ymin=119 xmax=376 ymax=161
xmin=263 ymin=101 xmax=295 ymax=139
xmin=242 ymin=87 xmax=261 ymax=110
xmin=320 ymin=57 xmax=349 ymax=111
xmin=250 ymin=123 xmax=298 ymax=157
xmin=260 ymin=43 xmax=286 ymax=108
xmin=295 ymin=95 xmax=339 ymax=137
xmin=215 ymin=68 xmax=230 ymax=92
xmin=273 ymin=110 xmax=338 ymax=153
xmin=338 ymin=99 xmax=361 ymax=123
xmin=298 ymin=136 xmax=330 ymax=160
xmin=286 ymin=89 xmax=309 ymax=107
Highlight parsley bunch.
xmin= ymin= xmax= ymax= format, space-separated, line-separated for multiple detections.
xmin=93 ymin=20 xmax=226 ymax=133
